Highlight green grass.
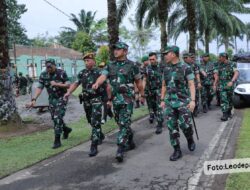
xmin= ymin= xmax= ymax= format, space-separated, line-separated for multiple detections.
xmin=0 ymin=106 xmax=148 ymax=178
xmin=226 ymin=108 xmax=250 ymax=190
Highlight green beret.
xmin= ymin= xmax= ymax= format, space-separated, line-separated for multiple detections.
xmin=162 ymin=45 xmax=179 ymax=55
xmin=141 ymin=55 xmax=149 ymax=62
xmin=202 ymin=53 xmax=210 ymax=57
xmin=45 ymin=58 xmax=56 ymax=65
xmin=113 ymin=41 xmax=129 ymax=50
xmin=219 ymin=52 xmax=228 ymax=57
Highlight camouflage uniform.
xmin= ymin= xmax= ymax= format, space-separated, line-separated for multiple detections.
xmin=26 ymin=75 xmax=33 ymax=94
xmin=214 ymin=62 xmax=221 ymax=105
xmin=76 ymin=67 xmax=106 ymax=145
xmin=144 ymin=64 xmax=164 ymax=128
xmin=163 ymin=61 xmax=195 ymax=147
xmin=218 ymin=61 xmax=237 ymax=114
xmin=37 ymin=69 xmax=70 ymax=135
xmin=18 ymin=75 xmax=28 ymax=95
xmin=200 ymin=61 xmax=217 ymax=108
xmin=102 ymin=59 xmax=141 ymax=148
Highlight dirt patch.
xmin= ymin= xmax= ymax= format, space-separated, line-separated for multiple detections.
xmin=0 ymin=94 xmax=84 ymax=139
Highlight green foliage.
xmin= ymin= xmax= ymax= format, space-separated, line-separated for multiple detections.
xmin=0 ymin=106 xmax=148 ymax=178
xmin=30 ymin=32 xmax=55 ymax=47
xmin=95 ymin=45 xmax=110 ymax=65
xmin=6 ymin=0 xmax=29 ymax=46
xmin=56 ymin=29 xmax=75 ymax=48
xmin=227 ymin=48 xmax=234 ymax=60
xmin=72 ymin=32 xmax=96 ymax=54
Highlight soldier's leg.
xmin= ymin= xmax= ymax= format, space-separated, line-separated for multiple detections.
xmin=115 ymin=103 xmax=134 ymax=162
xmin=216 ymin=88 xmax=221 ymax=106
xmin=193 ymin=88 xmax=200 ymax=117
xmin=89 ymin=98 xmax=103 ymax=157
xmin=207 ymin=85 xmax=214 ymax=109
xmin=134 ymin=86 xmax=140 ymax=108
xmin=165 ymin=107 xmax=182 ymax=161
xmin=178 ymin=106 xmax=195 ymax=151
xmin=155 ymin=92 xmax=164 ymax=134
xmin=201 ymin=86 xmax=208 ymax=113
xmin=228 ymin=89 xmax=234 ymax=118
xmin=147 ymin=94 xmax=155 ymax=124
xmin=83 ymin=100 xmax=92 ymax=124
xmin=220 ymin=90 xmax=229 ymax=121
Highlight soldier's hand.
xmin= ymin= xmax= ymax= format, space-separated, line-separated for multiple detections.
xmin=107 ymin=100 xmax=112 ymax=108
xmin=92 ymin=83 xmax=99 ymax=90
xmin=25 ymin=100 xmax=36 ymax=108
xmin=50 ymin=81 xmax=57 ymax=87
xmin=160 ymin=101 xmax=166 ymax=109
xmin=64 ymin=92 xmax=71 ymax=100
xmin=227 ymin=81 xmax=233 ymax=87
xmin=202 ymin=72 xmax=207 ymax=77
xmin=187 ymin=100 xmax=195 ymax=112
xmin=197 ymin=82 xmax=202 ymax=89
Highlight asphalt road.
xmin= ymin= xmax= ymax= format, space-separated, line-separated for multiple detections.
xmin=0 ymin=105 xmax=242 ymax=190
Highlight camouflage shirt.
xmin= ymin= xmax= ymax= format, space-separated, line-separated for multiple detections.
xmin=76 ymin=67 xmax=106 ymax=99
xmin=102 ymin=59 xmax=141 ymax=105
xmin=218 ymin=61 xmax=237 ymax=90
xmin=145 ymin=64 xmax=163 ymax=91
xmin=163 ymin=61 xmax=194 ymax=108
xmin=200 ymin=61 xmax=218 ymax=86
xmin=38 ymin=69 xmax=70 ymax=99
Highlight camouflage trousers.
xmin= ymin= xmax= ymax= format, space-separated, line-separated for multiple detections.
xmin=19 ymin=86 xmax=27 ymax=95
xmin=113 ymin=103 xmax=134 ymax=148
xmin=83 ymin=97 xmax=103 ymax=145
xmin=201 ymin=85 xmax=214 ymax=106
xmin=49 ymin=97 xmax=67 ymax=135
xmin=220 ymin=89 xmax=233 ymax=113
xmin=195 ymin=88 xmax=200 ymax=111
xmin=165 ymin=105 xmax=194 ymax=147
xmin=146 ymin=89 xmax=163 ymax=125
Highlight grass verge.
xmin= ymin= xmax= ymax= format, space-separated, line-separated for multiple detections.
xmin=0 ymin=106 xmax=148 ymax=178
xmin=225 ymin=108 xmax=250 ymax=190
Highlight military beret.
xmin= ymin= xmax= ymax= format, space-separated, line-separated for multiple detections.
xmin=202 ymin=53 xmax=210 ymax=57
xmin=45 ymin=58 xmax=56 ymax=65
xmin=162 ymin=45 xmax=179 ymax=55
xmin=83 ymin=52 xmax=95 ymax=60
xmin=112 ymin=41 xmax=129 ymax=50
xmin=219 ymin=52 xmax=228 ymax=57
xmin=183 ymin=52 xmax=195 ymax=58
xmin=141 ymin=55 xmax=149 ymax=62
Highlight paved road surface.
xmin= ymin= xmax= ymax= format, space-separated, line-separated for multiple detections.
xmin=0 ymin=105 xmax=242 ymax=190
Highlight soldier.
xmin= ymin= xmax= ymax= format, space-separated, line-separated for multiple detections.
xmin=161 ymin=46 xmax=196 ymax=161
xmin=26 ymin=74 xmax=33 ymax=94
xmin=200 ymin=53 xmax=218 ymax=112
xmin=141 ymin=55 xmax=154 ymax=123
xmin=64 ymin=53 xmax=106 ymax=157
xmin=18 ymin=72 xmax=28 ymax=95
xmin=143 ymin=52 xmax=164 ymax=134
xmin=216 ymin=53 xmax=239 ymax=121
xmin=92 ymin=41 xmax=145 ymax=162
xmin=26 ymin=59 xmax=72 ymax=149
xmin=183 ymin=53 xmax=202 ymax=117
xmin=214 ymin=61 xmax=221 ymax=106
xmin=134 ymin=61 xmax=142 ymax=109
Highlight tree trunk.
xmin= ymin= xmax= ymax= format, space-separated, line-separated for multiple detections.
xmin=158 ymin=0 xmax=168 ymax=62
xmin=107 ymin=0 xmax=119 ymax=61
xmin=204 ymin=29 xmax=210 ymax=53
xmin=234 ymin=36 xmax=237 ymax=53
xmin=224 ymin=36 xmax=229 ymax=52
xmin=186 ymin=0 xmax=196 ymax=53
xmin=0 ymin=0 xmax=20 ymax=126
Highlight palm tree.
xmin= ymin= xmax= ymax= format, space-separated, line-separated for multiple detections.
xmin=118 ymin=0 xmax=173 ymax=61
xmin=0 ymin=0 xmax=20 ymax=125
xmin=246 ymin=23 xmax=250 ymax=52
xmin=107 ymin=0 xmax=119 ymax=60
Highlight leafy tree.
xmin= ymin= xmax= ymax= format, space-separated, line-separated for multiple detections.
xmin=95 ymin=45 xmax=109 ymax=65
xmin=72 ymin=31 xmax=96 ymax=54
xmin=30 ymin=32 xmax=56 ymax=47
xmin=6 ymin=0 xmax=29 ymax=47
xmin=245 ymin=22 xmax=250 ymax=52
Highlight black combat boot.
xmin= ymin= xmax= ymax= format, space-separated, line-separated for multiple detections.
xmin=62 ymin=126 xmax=72 ymax=139
xmin=149 ymin=113 xmax=154 ymax=124
xmin=124 ymin=140 xmax=136 ymax=152
xmin=98 ymin=131 xmax=105 ymax=145
xmin=89 ymin=143 xmax=98 ymax=157
xmin=116 ymin=145 xmax=124 ymax=162
xmin=135 ymin=100 xmax=140 ymax=108
xmin=187 ymin=137 xmax=196 ymax=151
xmin=52 ymin=134 xmax=61 ymax=149
xmin=207 ymin=101 xmax=211 ymax=110
xmin=221 ymin=112 xmax=228 ymax=121
xmin=155 ymin=123 xmax=163 ymax=134
xmin=203 ymin=105 xmax=208 ymax=113
xmin=228 ymin=109 xmax=232 ymax=118
xmin=170 ymin=145 xmax=182 ymax=161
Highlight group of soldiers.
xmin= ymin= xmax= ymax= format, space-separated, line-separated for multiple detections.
xmin=26 ymin=41 xmax=239 ymax=163
xmin=14 ymin=72 xmax=33 ymax=96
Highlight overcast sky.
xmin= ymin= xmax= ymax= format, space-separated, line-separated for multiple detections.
xmin=17 ymin=0 xmax=250 ymax=55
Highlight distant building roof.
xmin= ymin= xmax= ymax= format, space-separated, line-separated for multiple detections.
xmin=9 ymin=45 xmax=83 ymax=60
